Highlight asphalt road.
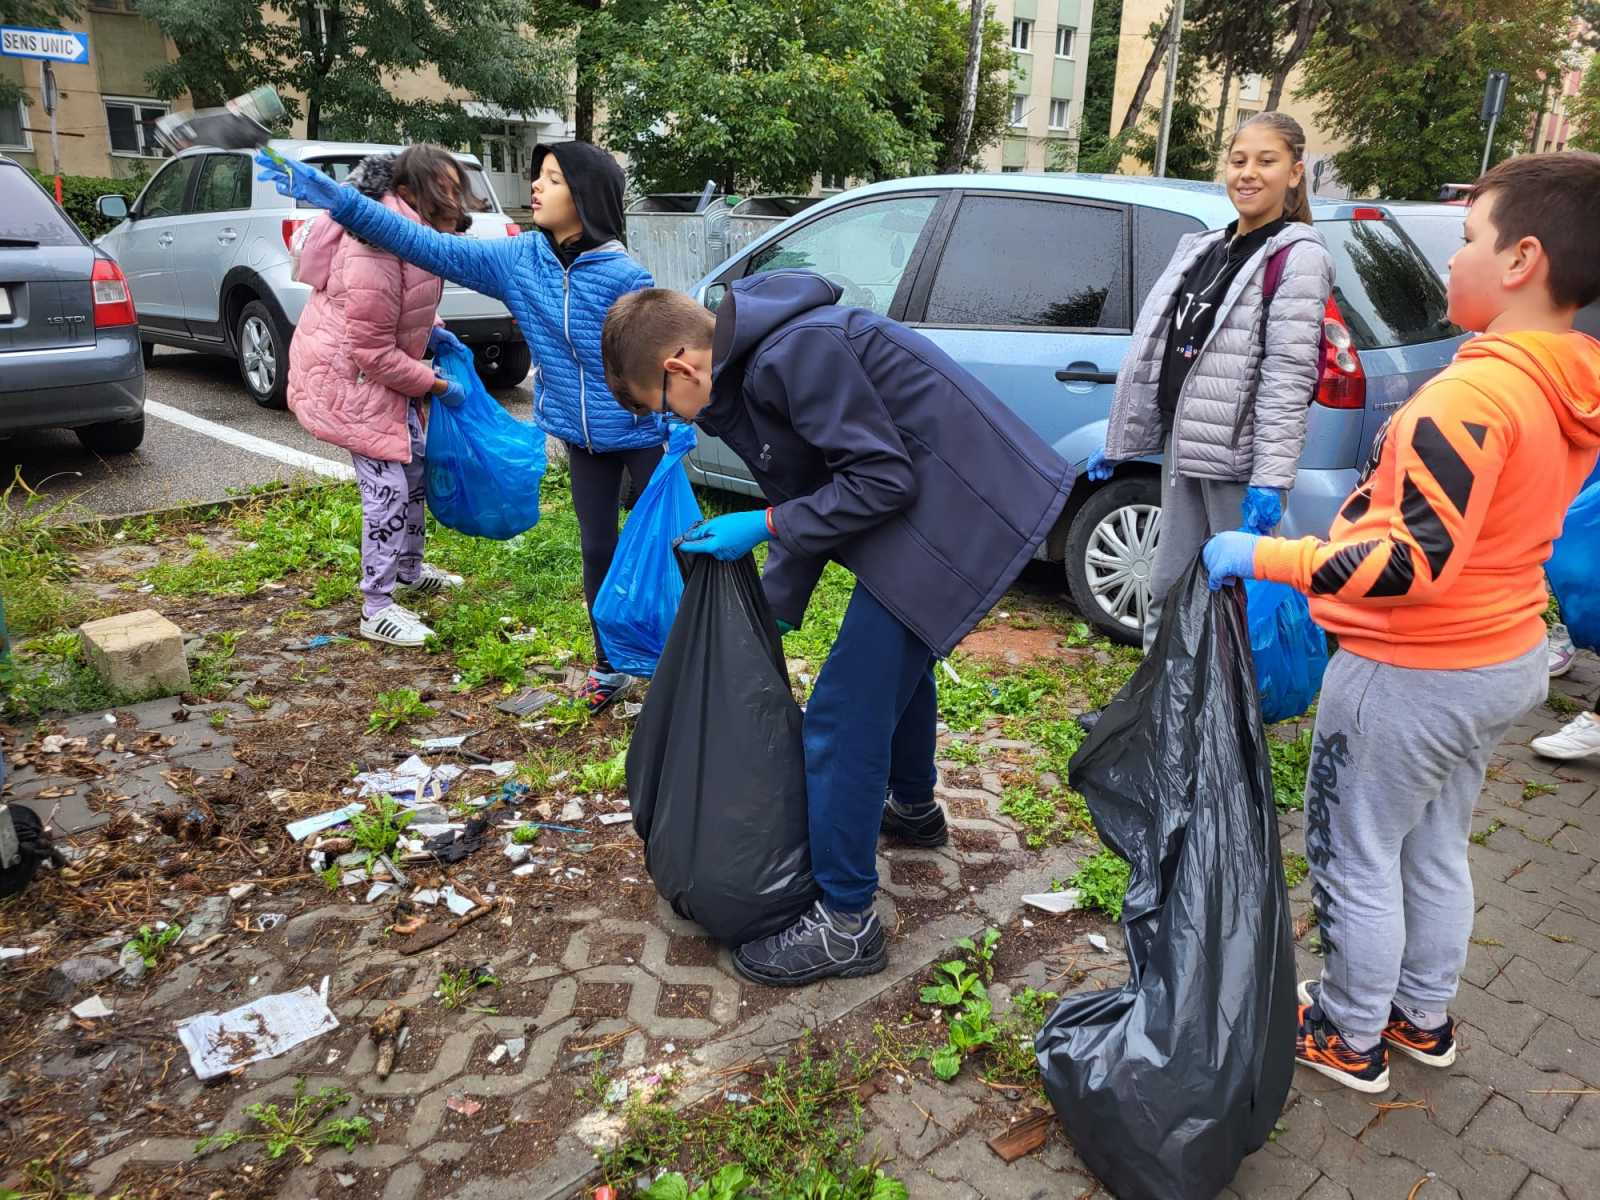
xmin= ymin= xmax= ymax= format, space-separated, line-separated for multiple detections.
xmin=2 ymin=347 xmax=533 ymax=520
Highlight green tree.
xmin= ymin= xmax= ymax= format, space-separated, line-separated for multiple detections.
xmin=1187 ymin=0 xmax=1279 ymax=156
xmin=140 ymin=0 xmax=570 ymax=145
xmin=1127 ymin=25 xmax=1218 ymax=180
xmin=528 ymin=0 xmax=665 ymax=144
xmin=1299 ymin=0 xmax=1576 ymax=199
xmin=1073 ymin=0 xmax=1124 ymax=169
xmin=1571 ymin=60 xmax=1600 ymax=150
xmin=912 ymin=0 xmax=1009 ymax=172
xmin=596 ymin=0 xmax=942 ymax=193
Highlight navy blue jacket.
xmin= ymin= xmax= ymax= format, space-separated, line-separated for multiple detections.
xmin=703 ymin=272 xmax=1074 ymax=657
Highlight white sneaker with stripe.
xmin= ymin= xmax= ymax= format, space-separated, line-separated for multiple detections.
xmin=360 ymin=603 xmax=433 ymax=647
xmin=396 ymin=563 xmax=463 ymax=599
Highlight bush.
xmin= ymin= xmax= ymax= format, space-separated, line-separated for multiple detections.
xmin=27 ymin=169 xmax=144 ymax=239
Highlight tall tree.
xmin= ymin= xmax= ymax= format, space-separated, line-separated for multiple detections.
xmin=529 ymin=0 xmax=663 ymax=144
xmin=942 ymin=0 xmax=986 ymax=171
xmin=916 ymin=0 xmax=1009 ymax=172
xmin=1264 ymin=0 xmax=1328 ymax=111
xmin=1299 ymin=0 xmax=1575 ymax=199
xmin=1187 ymin=0 xmax=1278 ymax=155
xmin=141 ymin=0 xmax=570 ymax=145
xmin=1119 ymin=4 xmax=1173 ymax=136
xmin=1127 ymin=25 xmax=1217 ymax=179
xmin=1075 ymin=0 xmax=1124 ymax=165
xmin=1570 ymin=58 xmax=1600 ymax=149
xmin=597 ymin=0 xmax=942 ymax=193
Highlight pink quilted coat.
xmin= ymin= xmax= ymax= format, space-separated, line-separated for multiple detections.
xmin=287 ymin=194 xmax=444 ymax=463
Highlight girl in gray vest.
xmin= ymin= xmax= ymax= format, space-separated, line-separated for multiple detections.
xmin=1093 ymin=112 xmax=1335 ymax=650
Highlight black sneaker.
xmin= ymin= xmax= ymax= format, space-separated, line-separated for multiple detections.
xmin=880 ymin=794 xmax=949 ymax=847
xmin=580 ymin=671 xmax=636 ymax=716
xmin=732 ymin=901 xmax=889 ymax=988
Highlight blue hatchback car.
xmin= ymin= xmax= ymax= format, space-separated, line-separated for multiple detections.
xmin=686 ymin=174 xmax=1465 ymax=644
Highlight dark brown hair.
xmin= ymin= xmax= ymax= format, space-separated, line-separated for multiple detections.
xmin=393 ymin=144 xmax=482 ymax=233
xmin=1229 ymin=111 xmax=1312 ymax=224
xmin=602 ymin=288 xmax=716 ymax=414
xmin=1473 ymin=151 xmax=1600 ymax=310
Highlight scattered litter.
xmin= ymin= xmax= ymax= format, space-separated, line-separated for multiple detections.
xmin=412 ymin=889 xmax=440 ymax=906
xmin=1022 ymin=890 xmax=1083 ymax=916
xmin=1086 ymin=933 xmax=1111 ymax=953
xmin=662 ymin=1042 xmax=675 ymax=1054
xmin=504 ymin=843 xmax=531 ymax=865
xmin=512 ymin=863 xmax=539 ymax=877
xmin=376 ymin=854 xmax=409 ymax=887
xmin=284 ymin=634 xmax=349 ymax=651
xmin=567 ymin=844 xmax=595 ymax=854
xmin=0 ymin=947 xmax=40 ymax=961
xmin=559 ymin=799 xmax=585 ymax=822
xmin=369 ymin=1004 xmax=408 ymax=1080
xmin=39 ymin=735 xmax=88 ymax=754
xmin=227 ymin=883 xmax=256 ymax=901
xmin=987 ymin=1111 xmax=1053 ymax=1163
xmin=365 ymin=882 xmax=397 ymax=903
xmin=487 ymin=1044 xmax=507 ymax=1065
xmin=496 ymin=689 xmax=558 ymax=718
xmin=354 ymin=756 xmax=463 ymax=806
xmin=504 ymin=1036 xmax=525 ymax=1059
xmin=176 ymin=986 xmax=338 ymax=1080
xmin=72 ymin=995 xmax=114 ymax=1020
xmin=341 ymin=870 xmax=369 ymax=887
xmin=1022 ymin=919 xmax=1034 ymax=929
xmin=618 ymin=702 xmax=643 ymax=719
xmin=414 ymin=734 xmax=474 ymax=751
xmin=336 ymin=1173 xmax=357 ymax=1189
xmin=472 ymin=761 xmax=517 ymax=778
xmin=250 ymin=913 xmax=286 ymax=932
xmin=287 ymin=804 xmax=365 ymax=842
xmin=102 ymin=713 xmax=118 ymax=725
xmin=446 ymin=1096 xmax=482 ymax=1117
xmin=604 ymin=1078 xmax=629 ymax=1105
xmin=440 ymin=887 xmax=476 ymax=917
xmin=419 ymin=818 xmax=490 ymax=865
xmin=598 ymin=812 xmax=633 ymax=826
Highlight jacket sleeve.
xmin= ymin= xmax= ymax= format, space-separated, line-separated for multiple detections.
xmin=758 ymin=326 xmax=918 ymax=558
xmin=761 ymin=538 xmax=829 ymax=629
xmin=340 ymin=243 xmax=438 ymax=399
xmin=1250 ymin=240 xmax=1334 ymax=490
xmin=1253 ymin=381 xmax=1509 ymax=606
xmin=330 ymin=188 xmax=519 ymax=304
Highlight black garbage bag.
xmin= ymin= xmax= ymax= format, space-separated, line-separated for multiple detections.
xmin=626 ymin=554 xmax=820 ymax=945
xmin=1036 ymin=560 xmax=1296 ymax=1200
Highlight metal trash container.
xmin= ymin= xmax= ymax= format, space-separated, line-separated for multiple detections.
xmin=624 ymin=194 xmax=732 ymax=292
xmin=725 ymin=196 xmax=822 ymax=258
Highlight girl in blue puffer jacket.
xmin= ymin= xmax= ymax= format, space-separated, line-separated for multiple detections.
xmin=260 ymin=142 xmax=666 ymax=713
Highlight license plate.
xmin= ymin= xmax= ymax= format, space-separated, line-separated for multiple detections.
xmin=0 ymin=288 xmax=11 ymax=320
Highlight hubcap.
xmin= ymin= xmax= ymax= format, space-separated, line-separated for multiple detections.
xmin=1085 ymin=503 xmax=1162 ymax=631
xmin=241 ymin=316 xmax=276 ymax=394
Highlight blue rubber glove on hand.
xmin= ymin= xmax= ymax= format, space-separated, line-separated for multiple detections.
xmin=428 ymin=326 xmax=466 ymax=357
xmin=255 ymin=151 xmax=344 ymax=211
xmin=1086 ymin=447 xmax=1117 ymax=482
xmin=1203 ymin=531 xmax=1262 ymax=591
xmin=678 ymin=510 xmax=771 ymax=560
xmin=433 ymin=378 xmax=467 ymax=408
xmin=1241 ymin=486 xmax=1283 ymax=535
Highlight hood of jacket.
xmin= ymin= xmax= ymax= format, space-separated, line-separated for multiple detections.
xmin=1457 ymin=329 xmax=1600 ymax=451
xmin=710 ymin=271 xmax=843 ymax=394
xmin=532 ymin=141 xmax=628 ymax=248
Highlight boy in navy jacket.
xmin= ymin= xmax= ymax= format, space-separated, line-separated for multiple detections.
xmin=603 ymin=273 xmax=1073 ymax=985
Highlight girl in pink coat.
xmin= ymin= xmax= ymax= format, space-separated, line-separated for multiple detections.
xmin=288 ymin=147 xmax=475 ymax=647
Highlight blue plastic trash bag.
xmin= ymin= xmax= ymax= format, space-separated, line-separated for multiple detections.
xmin=1549 ymin=466 xmax=1600 ymax=651
xmin=593 ymin=422 xmax=704 ymax=677
xmin=424 ymin=345 xmax=546 ymax=540
xmin=1245 ymin=579 xmax=1328 ymax=724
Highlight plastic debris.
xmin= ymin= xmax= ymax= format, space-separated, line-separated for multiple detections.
xmin=496 ymin=689 xmax=558 ymax=718
xmin=287 ymin=804 xmax=365 ymax=842
xmin=227 ymin=883 xmax=256 ymax=901
xmin=598 ymin=812 xmax=633 ymax=826
xmin=412 ymin=889 xmax=440 ymax=906
xmin=440 ymin=887 xmax=476 ymax=917
xmin=365 ymin=882 xmax=398 ymax=903
xmin=353 ymin=756 xmax=464 ymax=806
xmin=559 ymin=799 xmax=586 ymax=822
xmin=511 ymin=863 xmax=539 ymax=877
xmin=1022 ymin=889 xmax=1083 ymax=916
xmin=414 ymin=734 xmax=473 ymax=751
xmin=446 ymin=1096 xmax=482 ymax=1117
xmin=1 ymin=946 xmax=40 ymax=961
xmin=504 ymin=1037 xmax=525 ymax=1059
xmin=72 ymin=995 xmax=114 ymax=1019
xmin=487 ymin=1044 xmax=507 ymax=1065
xmin=504 ymin=843 xmax=531 ymax=865
xmin=176 ymin=986 xmax=338 ymax=1079
xmin=604 ymin=1078 xmax=629 ymax=1105
xmin=283 ymin=634 xmax=349 ymax=651
xmin=1086 ymin=933 xmax=1110 ymax=953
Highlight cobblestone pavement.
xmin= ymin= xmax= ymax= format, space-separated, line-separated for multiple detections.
xmin=863 ymin=654 xmax=1600 ymax=1200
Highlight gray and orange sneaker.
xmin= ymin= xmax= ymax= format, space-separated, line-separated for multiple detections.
xmin=1381 ymin=1005 xmax=1457 ymax=1067
xmin=1294 ymin=986 xmax=1390 ymax=1094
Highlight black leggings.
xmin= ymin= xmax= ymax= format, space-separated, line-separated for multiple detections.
xmin=567 ymin=440 xmax=666 ymax=673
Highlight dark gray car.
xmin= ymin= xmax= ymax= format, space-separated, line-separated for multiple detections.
xmin=1 ymin=155 xmax=145 ymax=454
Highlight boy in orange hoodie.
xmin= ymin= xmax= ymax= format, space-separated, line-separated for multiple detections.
xmin=1204 ymin=152 xmax=1600 ymax=1094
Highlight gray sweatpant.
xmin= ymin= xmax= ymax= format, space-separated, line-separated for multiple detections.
xmin=1306 ymin=642 xmax=1547 ymax=1043
xmin=351 ymin=405 xmax=426 ymax=619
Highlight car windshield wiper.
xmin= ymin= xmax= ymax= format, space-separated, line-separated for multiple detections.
xmin=0 ymin=237 xmax=41 ymax=247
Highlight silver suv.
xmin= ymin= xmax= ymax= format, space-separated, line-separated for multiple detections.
xmin=94 ymin=138 xmax=529 ymax=408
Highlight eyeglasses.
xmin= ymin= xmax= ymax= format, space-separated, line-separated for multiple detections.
xmin=659 ymin=346 xmax=686 ymax=415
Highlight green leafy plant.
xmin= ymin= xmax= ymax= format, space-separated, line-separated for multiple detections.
xmin=349 ymin=794 xmax=414 ymax=860
xmin=436 ymin=965 xmax=499 ymax=1011
xmin=193 ymin=1080 xmax=372 ymax=1164
xmin=128 ymin=923 xmax=183 ymax=969
xmin=1269 ymin=726 xmax=1314 ymax=812
xmin=955 ymin=928 xmax=1000 ymax=982
xmin=579 ymin=746 xmax=628 ymax=793
xmin=1068 ymin=849 xmax=1131 ymax=921
xmin=208 ymin=709 xmax=228 ymax=731
xmin=244 ymin=692 xmax=272 ymax=713
xmin=919 ymin=959 xmax=983 ymax=1010
xmin=319 ymin=864 xmax=342 ymax=892
xmin=942 ymin=739 xmax=982 ymax=767
xmin=1522 ymin=781 xmax=1557 ymax=801
xmin=188 ymin=631 xmax=243 ymax=700
xmin=367 ymin=688 xmax=436 ymax=734
xmin=920 ymin=931 xmax=1003 ymax=1082
xmin=1282 ymin=851 xmax=1310 ymax=890
xmin=511 ymin=824 xmax=542 ymax=846
xmin=999 ymin=783 xmax=1071 ymax=848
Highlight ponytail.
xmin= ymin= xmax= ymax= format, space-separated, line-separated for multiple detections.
xmin=1232 ymin=111 xmax=1313 ymax=225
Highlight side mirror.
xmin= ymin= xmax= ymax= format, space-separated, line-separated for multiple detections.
xmin=700 ymin=282 xmax=728 ymax=312
xmin=98 ymin=194 xmax=130 ymax=222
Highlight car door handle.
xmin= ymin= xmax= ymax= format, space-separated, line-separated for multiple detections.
xmin=157 ymin=233 xmax=174 ymax=247
xmin=217 ymin=228 xmax=238 ymax=244
xmin=1055 ymin=367 xmax=1117 ymax=384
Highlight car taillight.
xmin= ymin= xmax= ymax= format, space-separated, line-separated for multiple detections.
xmin=504 ymin=222 xmax=522 ymax=238
xmin=1350 ymin=207 xmax=1387 ymax=221
xmin=91 ymin=257 xmax=137 ymax=328
xmin=1315 ymin=296 xmax=1366 ymax=409
xmin=282 ymin=218 xmax=308 ymax=251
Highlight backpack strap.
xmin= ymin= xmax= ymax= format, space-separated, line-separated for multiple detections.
xmin=1258 ymin=243 xmax=1296 ymax=347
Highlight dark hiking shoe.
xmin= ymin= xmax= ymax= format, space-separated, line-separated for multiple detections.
xmin=880 ymin=794 xmax=949 ymax=847
xmin=580 ymin=671 xmax=636 ymax=716
xmin=732 ymin=901 xmax=888 ymax=988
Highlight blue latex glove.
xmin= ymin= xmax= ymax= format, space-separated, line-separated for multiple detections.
xmin=1086 ymin=447 xmax=1117 ymax=482
xmin=678 ymin=510 xmax=771 ymax=560
xmin=255 ymin=150 xmax=344 ymax=211
xmin=1203 ymin=531 xmax=1262 ymax=591
xmin=1241 ymin=487 xmax=1283 ymax=535
xmin=428 ymin=326 xmax=466 ymax=357
xmin=433 ymin=378 xmax=466 ymax=408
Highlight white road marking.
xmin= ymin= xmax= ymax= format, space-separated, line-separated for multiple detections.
xmin=144 ymin=400 xmax=355 ymax=481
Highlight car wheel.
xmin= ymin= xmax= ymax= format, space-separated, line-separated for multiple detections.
xmin=77 ymin=414 xmax=145 ymax=455
xmin=140 ymin=340 xmax=156 ymax=368
xmin=476 ymin=340 xmax=531 ymax=391
xmin=236 ymin=300 xmax=289 ymax=408
xmin=1064 ymin=474 xmax=1162 ymax=646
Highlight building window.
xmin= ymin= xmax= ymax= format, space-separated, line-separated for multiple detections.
xmin=1238 ymin=73 xmax=1263 ymax=103
xmin=821 ymin=172 xmax=847 ymax=191
xmin=88 ymin=0 xmax=141 ymax=10
xmin=1048 ymin=99 xmax=1069 ymax=130
xmin=105 ymin=98 xmax=168 ymax=157
xmin=1009 ymin=95 xmax=1027 ymax=127
xmin=1055 ymin=26 xmax=1075 ymax=57
xmin=1011 ymin=18 xmax=1032 ymax=51
xmin=0 ymin=99 xmax=29 ymax=150
xmin=1001 ymin=165 xmax=1023 ymax=173
xmin=1235 ymin=107 xmax=1259 ymax=130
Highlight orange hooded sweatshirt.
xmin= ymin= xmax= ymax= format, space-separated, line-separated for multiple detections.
xmin=1254 ymin=331 xmax=1600 ymax=669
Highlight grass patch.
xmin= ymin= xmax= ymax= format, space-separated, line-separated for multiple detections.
xmin=1282 ymin=851 xmax=1309 ymax=889
xmin=435 ymin=964 xmax=498 ymax=1012
xmin=188 ymin=631 xmax=242 ymax=700
xmin=999 ymin=783 xmax=1073 ymax=849
xmin=0 ymin=629 xmax=116 ymax=720
xmin=1470 ymin=819 xmax=1503 ymax=847
xmin=367 ymin=687 xmax=435 ymax=734
xmin=1522 ymin=781 xmax=1557 ymax=800
xmin=577 ymin=745 xmax=628 ymax=793
xmin=349 ymin=794 xmax=414 ymax=860
xmin=1068 ymin=849 xmax=1130 ymax=921
xmin=0 ymin=475 xmax=92 ymax=638
xmin=127 ymin=922 xmax=182 ymax=969
xmin=1269 ymin=725 xmax=1313 ymax=812
xmin=193 ymin=1079 xmax=371 ymax=1164
xmin=1546 ymin=692 xmax=1583 ymax=717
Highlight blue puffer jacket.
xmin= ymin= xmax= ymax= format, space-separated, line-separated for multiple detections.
xmin=327 ymin=189 xmax=666 ymax=453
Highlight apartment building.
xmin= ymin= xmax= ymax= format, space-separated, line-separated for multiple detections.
xmin=1530 ymin=52 xmax=1594 ymax=153
xmin=979 ymin=0 xmax=1096 ymax=172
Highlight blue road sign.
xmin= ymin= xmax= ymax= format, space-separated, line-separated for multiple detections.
xmin=0 ymin=26 xmax=90 ymax=65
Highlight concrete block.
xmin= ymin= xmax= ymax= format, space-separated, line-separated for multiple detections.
xmin=79 ymin=610 xmax=190 ymax=697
